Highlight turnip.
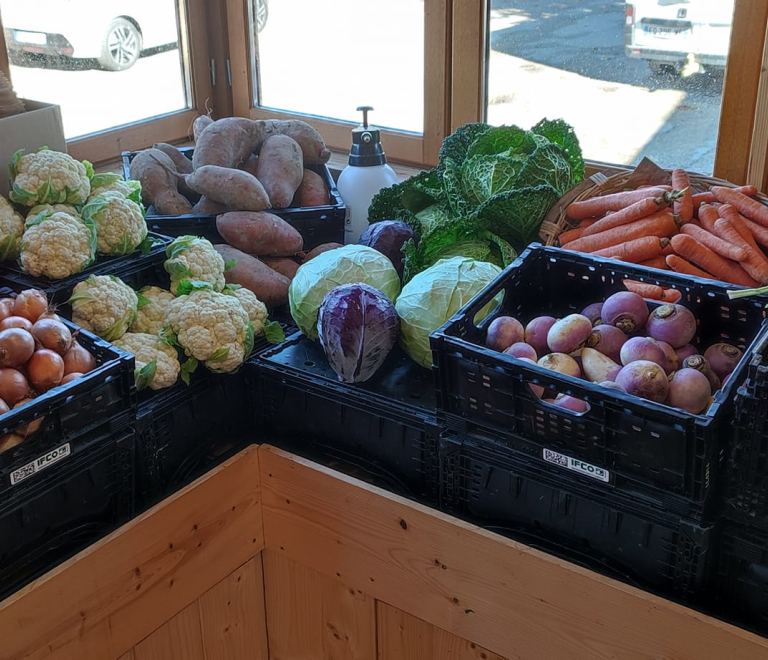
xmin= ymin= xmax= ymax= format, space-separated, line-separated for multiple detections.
xmin=599 ymin=380 xmax=626 ymax=392
xmin=581 ymin=302 xmax=604 ymax=327
xmin=518 ymin=357 xmax=544 ymax=398
xmin=704 ymin=343 xmax=743 ymax=383
xmin=503 ymin=342 xmax=538 ymax=361
xmin=657 ymin=341 xmax=679 ymax=375
xmin=602 ymin=291 xmax=649 ymax=334
xmin=486 ymin=316 xmax=524 ymax=353
xmin=646 ymin=304 xmax=697 ymax=348
xmin=615 ymin=360 xmax=669 ymax=403
xmin=525 ymin=315 xmax=557 ymax=359
xmin=675 ymin=343 xmax=698 ymax=364
xmin=553 ymin=394 xmax=589 ymax=413
xmin=682 ymin=354 xmax=721 ymax=392
xmin=620 ymin=336 xmax=666 ymax=368
xmin=581 ymin=347 xmax=621 ymax=383
xmin=547 ymin=314 xmax=593 ymax=354
xmin=665 ymin=368 xmax=712 ymax=414
xmin=585 ymin=324 xmax=626 ymax=363
xmin=538 ymin=353 xmax=581 ymax=379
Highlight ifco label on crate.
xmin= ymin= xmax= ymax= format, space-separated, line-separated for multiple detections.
xmin=542 ymin=448 xmax=610 ymax=483
xmin=10 ymin=443 xmax=72 ymax=486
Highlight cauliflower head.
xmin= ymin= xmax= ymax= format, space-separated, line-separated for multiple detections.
xmin=69 ymin=274 xmax=138 ymax=341
xmin=81 ymin=191 xmax=147 ymax=256
xmin=26 ymin=203 xmax=80 ymax=228
xmin=20 ymin=211 xmax=97 ymax=279
xmin=130 ymin=285 xmax=175 ymax=335
xmin=164 ymin=289 xmax=254 ymax=375
xmin=114 ymin=332 xmax=181 ymax=391
xmin=164 ymin=235 xmax=226 ymax=295
xmin=88 ymin=173 xmax=142 ymax=204
xmin=0 ymin=195 xmax=24 ymax=261
xmin=9 ymin=148 xmax=92 ymax=206
xmin=225 ymin=285 xmax=267 ymax=334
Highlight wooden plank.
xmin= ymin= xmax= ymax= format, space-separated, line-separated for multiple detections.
xmin=0 ymin=446 xmax=263 ymax=660
xmin=0 ymin=7 xmax=10 ymax=80
xmin=748 ymin=17 xmax=768 ymax=192
xmin=118 ymin=653 xmax=134 ymax=660
xmin=198 ymin=556 xmax=269 ymax=660
xmin=377 ymin=602 xmax=505 ymax=660
xmin=450 ymin=0 xmax=487 ymax=132
xmin=182 ymin=0 xmax=216 ymax=120
xmin=259 ymin=445 xmax=768 ymax=660
xmin=714 ymin=0 xmax=768 ymax=184
xmin=422 ymin=0 xmax=451 ymax=166
xmin=226 ymin=0 xmax=253 ymax=117
xmin=133 ymin=602 xmax=205 ymax=660
xmin=263 ymin=549 xmax=376 ymax=660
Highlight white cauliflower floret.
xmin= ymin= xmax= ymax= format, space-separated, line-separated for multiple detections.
xmin=20 ymin=211 xmax=96 ymax=279
xmin=0 ymin=195 xmax=24 ymax=261
xmin=114 ymin=332 xmax=181 ymax=390
xmin=226 ymin=286 xmax=267 ymax=335
xmin=164 ymin=235 xmax=226 ymax=295
xmin=9 ymin=148 xmax=92 ymax=206
xmin=165 ymin=289 xmax=254 ymax=374
xmin=131 ymin=285 xmax=175 ymax=335
xmin=69 ymin=275 xmax=138 ymax=341
xmin=88 ymin=177 xmax=142 ymax=203
xmin=25 ymin=203 xmax=80 ymax=228
xmin=82 ymin=191 xmax=147 ymax=256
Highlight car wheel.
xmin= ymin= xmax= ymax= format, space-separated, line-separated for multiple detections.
xmin=98 ymin=18 xmax=142 ymax=71
xmin=255 ymin=0 xmax=269 ymax=33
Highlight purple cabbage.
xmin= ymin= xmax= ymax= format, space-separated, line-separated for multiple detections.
xmin=317 ymin=283 xmax=399 ymax=383
xmin=358 ymin=220 xmax=419 ymax=279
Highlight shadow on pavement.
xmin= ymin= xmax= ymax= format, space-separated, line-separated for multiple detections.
xmin=9 ymin=44 xmax=179 ymax=73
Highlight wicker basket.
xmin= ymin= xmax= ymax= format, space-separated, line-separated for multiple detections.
xmin=539 ymin=169 xmax=768 ymax=247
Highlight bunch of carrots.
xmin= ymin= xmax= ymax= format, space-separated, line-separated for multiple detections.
xmin=558 ymin=168 xmax=768 ymax=300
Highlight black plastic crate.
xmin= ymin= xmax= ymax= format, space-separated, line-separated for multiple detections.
xmin=0 ymin=232 xmax=171 ymax=306
xmin=122 ymin=147 xmax=346 ymax=252
xmin=439 ymin=434 xmax=716 ymax=602
xmin=0 ymin=425 xmax=134 ymax=600
xmin=249 ymin=332 xmax=440 ymax=505
xmin=431 ymin=244 xmax=768 ymax=520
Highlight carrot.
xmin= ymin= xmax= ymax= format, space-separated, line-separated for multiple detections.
xmin=670 ymin=234 xmax=759 ymax=287
xmin=565 ymin=212 xmax=677 ymax=254
xmin=558 ymin=226 xmax=583 ymax=246
xmin=698 ymin=203 xmax=720 ymax=233
xmin=712 ymin=186 xmax=768 ymax=228
xmin=638 ymin=255 xmax=669 ymax=270
xmin=566 ymin=187 xmax=671 ymax=220
xmin=739 ymin=216 xmax=768 ymax=250
xmin=713 ymin=218 xmax=768 ymax=285
xmin=680 ymin=223 xmax=747 ymax=262
xmin=718 ymin=205 xmax=765 ymax=257
xmin=662 ymin=288 xmax=682 ymax=303
xmin=661 ymin=242 xmax=675 ymax=256
xmin=666 ymin=255 xmax=715 ymax=279
xmin=594 ymin=236 xmax=668 ymax=263
xmin=623 ymin=280 xmax=665 ymax=300
xmin=581 ymin=199 xmax=668 ymax=237
xmin=672 ymin=169 xmax=694 ymax=223
xmin=692 ymin=185 xmax=757 ymax=207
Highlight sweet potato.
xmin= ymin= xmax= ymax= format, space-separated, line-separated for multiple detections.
xmin=192 ymin=114 xmax=213 ymax=142
xmin=217 ymin=211 xmax=303 ymax=256
xmin=193 ymin=117 xmax=269 ymax=169
xmin=152 ymin=143 xmax=199 ymax=202
xmin=192 ymin=196 xmax=230 ymax=214
xmin=130 ymin=149 xmax=193 ymax=216
xmin=239 ymin=154 xmax=259 ymax=178
xmin=264 ymin=119 xmax=331 ymax=164
xmin=302 ymin=242 xmax=343 ymax=263
xmin=254 ymin=135 xmax=304 ymax=209
xmin=214 ymin=244 xmax=290 ymax=309
xmin=292 ymin=168 xmax=329 ymax=207
xmin=259 ymin=256 xmax=301 ymax=280
xmin=180 ymin=165 xmax=271 ymax=211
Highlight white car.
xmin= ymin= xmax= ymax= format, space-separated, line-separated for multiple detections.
xmin=1 ymin=0 xmax=179 ymax=71
xmin=625 ymin=0 xmax=734 ymax=75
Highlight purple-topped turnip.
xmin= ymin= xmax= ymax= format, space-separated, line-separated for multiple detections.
xmin=675 ymin=343 xmax=698 ymax=364
xmin=704 ymin=343 xmax=743 ymax=383
xmin=581 ymin=302 xmax=604 ymax=327
xmin=601 ymin=291 xmax=649 ymax=335
xmin=518 ymin=357 xmax=545 ymax=398
xmin=666 ymin=368 xmax=712 ymax=414
xmin=547 ymin=314 xmax=593 ymax=354
xmin=581 ymin=347 xmax=621 ymax=383
xmin=538 ymin=353 xmax=581 ymax=379
xmin=599 ymin=380 xmax=627 ymax=392
xmin=553 ymin=394 xmax=589 ymax=413
xmin=586 ymin=324 xmax=627 ymax=363
xmin=615 ymin=360 xmax=669 ymax=403
xmin=646 ymin=304 xmax=697 ymax=348
xmin=504 ymin=342 xmax=538 ymax=361
xmin=620 ymin=336 xmax=666 ymax=368
xmin=486 ymin=316 xmax=524 ymax=352
xmin=525 ymin=316 xmax=557 ymax=359
xmin=657 ymin=341 xmax=678 ymax=375
xmin=682 ymin=354 xmax=721 ymax=392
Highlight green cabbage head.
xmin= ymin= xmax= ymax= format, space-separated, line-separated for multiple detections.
xmin=290 ymin=244 xmax=401 ymax=339
xmin=396 ymin=257 xmax=502 ymax=368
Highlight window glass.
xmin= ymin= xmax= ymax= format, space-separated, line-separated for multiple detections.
xmin=486 ymin=0 xmax=735 ymax=174
xmin=0 ymin=0 xmax=190 ymax=139
xmin=250 ymin=0 xmax=424 ymax=134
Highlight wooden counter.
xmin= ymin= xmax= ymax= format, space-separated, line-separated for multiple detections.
xmin=2 ymin=444 xmax=767 ymax=660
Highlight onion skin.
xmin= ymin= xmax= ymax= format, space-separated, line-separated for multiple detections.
xmin=602 ymin=291 xmax=649 ymax=335
xmin=620 ymin=336 xmax=666 ymax=368
xmin=615 ymin=360 xmax=669 ymax=403
xmin=657 ymin=341 xmax=679 ymax=375
xmin=547 ymin=314 xmax=593 ymax=354
xmin=0 ymin=433 xmax=24 ymax=454
xmin=0 ymin=398 xmax=8 ymax=415
xmin=27 ymin=349 xmax=64 ymax=393
xmin=675 ymin=343 xmax=698 ymax=364
xmin=0 ymin=299 xmax=14 ymax=323
xmin=646 ymin=304 xmax=697 ymax=348
xmin=13 ymin=397 xmax=43 ymax=437
xmin=0 ymin=368 xmax=29 ymax=405
xmin=666 ymin=368 xmax=712 ymax=414
xmin=581 ymin=302 xmax=604 ymax=327
xmin=0 ymin=316 xmax=33 ymax=332
xmin=13 ymin=289 xmax=48 ymax=323
xmin=62 ymin=341 xmax=96 ymax=375
xmin=0 ymin=328 xmax=35 ymax=368
xmin=683 ymin=355 xmax=721 ymax=392
xmin=32 ymin=319 xmax=73 ymax=356
xmin=486 ymin=316 xmax=525 ymax=353
xmin=538 ymin=353 xmax=581 ymax=379
xmin=586 ymin=324 xmax=627 ymax=363
xmin=60 ymin=372 xmax=84 ymax=385
xmin=554 ymin=394 xmax=589 ymax=413
xmin=503 ymin=342 xmax=537 ymax=361
xmin=581 ymin=347 xmax=622 ymax=383
xmin=525 ymin=316 xmax=557 ymax=358
xmin=704 ymin=343 xmax=743 ymax=383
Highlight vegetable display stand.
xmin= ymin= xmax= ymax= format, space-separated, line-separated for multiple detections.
xmin=122 ymin=148 xmax=346 ymax=252
xmin=0 ymin=424 xmax=134 ymax=602
xmin=431 ymin=244 xmax=768 ymax=522
xmin=248 ymin=332 xmax=441 ymax=504
xmin=437 ymin=434 xmax=716 ymax=603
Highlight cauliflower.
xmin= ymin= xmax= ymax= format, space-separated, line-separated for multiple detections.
xmin=131 ymin=285 xmax=175 ymax=335
xmin=0 ymin=195 xmax=24 ymax=261
xmin=114 ymin=332 xmax=181 ymax=391
xmin=69 ymin=275 xmax=138 ymax=341
xmin=164 ymin=289 xmax=254 ymax=375
xmin=224 ymin=285 xmax=267 ymax=334
xmin=81 ymin=191 xmax=147 ymax=256
xmin=164 ymin=235 xmax=226 ymax=295
xmin=20 ymin=211 xmax=96 ymax=279
xmin=25 ymin=203 xmax=80 ymax=227
xmin=88 ymin=173 xmax=142 ymax=204
xmin=9 ymin=148 xmax=92 ymax=207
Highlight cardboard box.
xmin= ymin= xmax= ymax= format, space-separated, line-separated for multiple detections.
xmin=0 ymin=99 xmax=66 ymax=198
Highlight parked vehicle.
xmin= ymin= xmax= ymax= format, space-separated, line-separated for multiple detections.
xmin=625 ymin=0 xmax=734 ymax=76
